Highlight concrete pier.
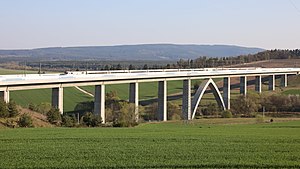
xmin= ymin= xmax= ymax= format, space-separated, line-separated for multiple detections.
xmin=223 ymin=77 xmax=230 ymax=109
xmin=94 ymin=85 xmax=105 ymax=123
xmin=0 ymin=90 xmax=9 ymax=103
xmin=255 ymin=75 xmax=262 ymax=93
xmin=158 ymin=80 xmax=167 ymax=121
xmin=129 ymin=82 xmax=139 ymax=121
xmin=269 ymin=75 xmax=275 ymax=91
xmin=240 ymin=76 xmax=247 ymax=95
xmin=280 ymin=74 xmax=288 ymax=87
xmin=52 ymin=87 xmax=63 ymax=114
xmin=182 ymin=79 xmax=191 ymax=120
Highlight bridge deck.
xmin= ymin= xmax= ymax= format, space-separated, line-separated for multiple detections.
xmin=0 ymin=68 xmax=299 ymax=90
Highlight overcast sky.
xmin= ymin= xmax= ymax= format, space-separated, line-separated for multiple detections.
xmin=0 ymin=0 xmax=300 ymax=49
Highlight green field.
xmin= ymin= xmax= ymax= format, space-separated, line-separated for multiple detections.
xmin=282 ymin=89 xmax=300 ymax=95
xmin=0 ymin=67 xmax=48 ymax=75
xmin=0 ymin=119 xmax=299 ymax=168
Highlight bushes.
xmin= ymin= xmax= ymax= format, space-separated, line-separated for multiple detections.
xmin=114 ymin=102 xmax=138 ymax=127
xmin=222 ymin=110 xmax=232 ymax=118
xmin=8 ymin=101 xmax=19 ymax=117
xmin=231 ymin=93 xmax=261 ymax=117
xmin=81 ymin=112 xmax=102 ymax=127
xmin=18 ymin=114 xmax=33 ymax=127
xmin=46 ymin=108 xmax=62 ymax=124
xmin=167 ymin=102 xmax=182 ymax=120
xmin=0 ymin=99 xmax=19 ymax=118
xmin=0 ymin=99 xmax=9 ymax=118
xmin=62 ymin=115 xmax=77 ymax=127
xmin=28 ymin=102 xmax=52 ymax=115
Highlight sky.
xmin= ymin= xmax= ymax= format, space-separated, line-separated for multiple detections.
xmin=0 ymin=0 xmax=300 ymax=50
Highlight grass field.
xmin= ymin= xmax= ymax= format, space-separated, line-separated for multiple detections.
xmin=0 ymin=68 xmax=36 ymax=75
xmin=282 ymin=89 xmax=300 ymax=95
xmin=0 ymin=118 xmax=299 ymax=168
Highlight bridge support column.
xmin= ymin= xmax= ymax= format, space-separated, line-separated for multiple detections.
xmin=158 ymin=80 xmax=167 ymax=121
xmin=269 ymin=75 xmax=275 ymax=91
xmin=280 ymin=74 xmax=288 ymax=87
xmin=255 ymin=76 xmax=262 ymax=93
xmin=182 ymin=79 xmax=191 ymax=120
xmin=223 ymin=77 xmax=230 ymax=109
xmin=129 ymin=82 xmax=139 ymax=122
xmin=240 ymin=76 xmax=247 ymax=95
xmin=52 ymin=87 xmax=63 ymax=114
xmin=0 ymin=90 xmax=9 ymax=103
xmin=94 ymin=85 xmax=105 ymax=123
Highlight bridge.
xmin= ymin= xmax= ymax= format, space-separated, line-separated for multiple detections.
xmin=1 ymin=68 xmax=299 ymax=123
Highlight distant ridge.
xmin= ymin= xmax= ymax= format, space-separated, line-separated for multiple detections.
xmin=0 ymin=44 xmax=264 ymax=61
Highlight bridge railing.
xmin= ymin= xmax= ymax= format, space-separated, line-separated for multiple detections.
xmin=65 ymin=67 xmax=260 ymax=75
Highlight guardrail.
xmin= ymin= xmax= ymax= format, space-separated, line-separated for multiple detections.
xmin=65 ymin=67 xmax=260 ymax=75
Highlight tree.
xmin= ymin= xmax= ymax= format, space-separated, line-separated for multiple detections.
xmin=144 ymin=103 xmax=158 ymax=121
xmin=202 ymin=102 xmax=219 ymax=117
xmin=128 ymin=64 xmax=135 ymax=70
xmin=46 ymin=108 xmax=62 ymax=124
xmin=0 ymin=99 xmax=9 ymax=118
xmin=222 ymin=110 xmax=232 ymax=118
xmin=81 ymin=112 xmax=102 ymax=127
xmin=116 ymin=64 xmax=122 ymax=70
xmin=8 ymin=101 xmax=19 ymax=117
xmin=143 ymin=64 xmax=148 ymax=70
xmin=167 ymin=102 xmax=181 ymax=120
xmin=18 ymin=114 xmax=33 ymax=127
xmin=114 ymin=102 xmax=137 ymax=127
xmin=62 ymin=115 xmax=77 ymax=127
xmin=231 ymin=94 xmax=261 ymax=117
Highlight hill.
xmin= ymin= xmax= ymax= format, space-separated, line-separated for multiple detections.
xmin=0 ymin=106 xmax=53 ymax=128
xmin=0 ymin=44 xmax=264 ymax=61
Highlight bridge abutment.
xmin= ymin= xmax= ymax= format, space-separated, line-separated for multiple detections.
xmin=182 ymin=79 xmax=191 ymax=120
xmin=94 ymin=85 xmax=106 ymax=123
xmin=158 ymin=80 xmax=167 ymax=121
xmin=52 ymin=87 xmax=63 ymax=114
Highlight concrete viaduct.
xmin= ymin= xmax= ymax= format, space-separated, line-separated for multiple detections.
xmin=0 ymin=68 xmax=299 ymax=123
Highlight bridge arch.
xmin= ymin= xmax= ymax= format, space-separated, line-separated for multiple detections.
xmin=191 ymin=78 xmax=226 ymax=119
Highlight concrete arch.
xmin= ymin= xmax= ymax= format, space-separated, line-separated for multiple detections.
xmin=191 ymin=78 xmax=226 ymax=119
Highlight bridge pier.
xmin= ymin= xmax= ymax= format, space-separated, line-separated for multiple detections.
xmin=182 ymin=79 xmax=191 ymax=120
xmin=240 ymin=76 xmax=247 ymax=95
xmin=280 ymin=74 xmax=288 ymax=87
xmin=158 ymin=80 xmax=167 ymax=121
xmin=129 ymin=82 xmax=139 ymax=122
xmin=52 ymin=87 xmax=63 ymax=114
xmin=255 ymin=76 xmax=262 ymax=93
xmin=223 ymin=77 xmax=230 ymax=109
xmin=268 ymin=75 xmax=275 ymax=91
xmin=0 ymin=89 xmax=9 ymax=103
xmin=94 ymin=85 xmax=105 ymax=123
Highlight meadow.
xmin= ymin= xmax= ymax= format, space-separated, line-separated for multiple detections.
xmin=0 ymin=119 xmax=299 ymax=168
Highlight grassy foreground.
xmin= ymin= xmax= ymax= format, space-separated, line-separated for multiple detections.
xmin=0 ymin=118 xmax=300 ymax=168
